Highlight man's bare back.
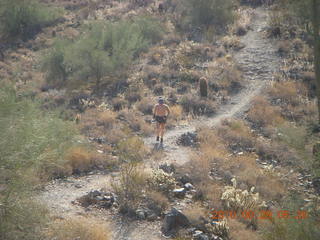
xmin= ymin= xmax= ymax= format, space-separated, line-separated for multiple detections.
xmin=154 ymin=104 xmax=170 ymax=116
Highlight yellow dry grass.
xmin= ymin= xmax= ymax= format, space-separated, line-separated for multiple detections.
xmin=46 ymin=217 xmax=110 ymax=240
xmin=247 ymin=96 xmax=284 ymax=127
xmin=64 ymin=146 xmax=94 ymax=173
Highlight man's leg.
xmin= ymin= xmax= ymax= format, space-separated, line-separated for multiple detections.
xmin=156 ymin=122 xmax=160 ymax=141
xmin=160 ymin=123 xmax=165 ymax=143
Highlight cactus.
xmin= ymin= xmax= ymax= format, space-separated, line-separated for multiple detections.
xmin=199 ymin=77 xmax=208 ymax=98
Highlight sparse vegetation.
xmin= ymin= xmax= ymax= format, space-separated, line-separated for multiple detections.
xmin=182 ymin=0 xmax=235 ymax=33
xmin=0 ymin=0 xmax=61 ymax=41
xmin=0 ymin=85 xmax=77 ymax=239
xmin=42 ymin=17 xmax=164 ymax=89
xmin=46 ymin=218 xmax=110 ymax=240
xmin=1 ymin=0 xmax=319 ymax=239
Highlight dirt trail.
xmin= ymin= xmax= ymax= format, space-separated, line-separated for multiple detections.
xmin=145 ymin=7 xmax=279 ymax=167
xmin=39 ymin=7 xmax=279 ymax=240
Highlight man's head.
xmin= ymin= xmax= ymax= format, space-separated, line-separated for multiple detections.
xmin=158 ymin=97 xmax=164 ymax=104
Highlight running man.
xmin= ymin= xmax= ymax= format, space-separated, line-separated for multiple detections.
xmin=153 ymin=97 xmax=170 ymax=144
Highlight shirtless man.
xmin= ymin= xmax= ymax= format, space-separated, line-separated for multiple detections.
xmin=153 ymin=97 xmax=170 ymax=144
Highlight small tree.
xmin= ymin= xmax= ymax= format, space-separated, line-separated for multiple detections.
xmin=184 ymin=0 xmax=235 ymax=31
xmin=41 ymin=40 xmax=69 ymax=86
xmin=311 ymin=0 xmax=320 ymax=123
xmin=0 ymin=0 xmax=61 ymax=41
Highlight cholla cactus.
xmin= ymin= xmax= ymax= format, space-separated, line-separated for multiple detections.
xmin=80 ymin=98 xmax=95 ymax=108
xmin=205 ymin=219 xmax=229 ymax=239
xmin=97 ymin=102 xmax=108 ymax=111
xmin=221 ymin=178 xmax=266 ymax=213
xmin=148 ymin=169 xmax=177 ymax=193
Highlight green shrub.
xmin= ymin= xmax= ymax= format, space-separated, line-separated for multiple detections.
xmin=133 ymin=16 xmax=165 ymax=44
xmin=41 ymin=39 xmax=70 ymax=86
xmin=42 ymin=17 xmax=163 ymax=89
xmin=0 ymin=85 xmax=79 ymax=239
xmin=262 ymin=195 xmax=320 ymax=240
xmin=183 ymin=0 xmax=235 ymax=31
xmin=0 ymin=0 xmax=61 ymax=41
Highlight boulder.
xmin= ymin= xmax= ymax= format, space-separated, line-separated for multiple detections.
xmin=161 ymin=208 xmax=190 ymax=236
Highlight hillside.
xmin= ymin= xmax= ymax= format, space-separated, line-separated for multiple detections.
xmin=1 ymin=1 xmax=319 ymax=240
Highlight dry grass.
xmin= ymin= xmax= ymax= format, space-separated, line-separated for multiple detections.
xmin=97 ymin=110 xmax=117 ymax=129
xmin=167 ymin=105 xmax=183 ymax=128
xmin=112 ymin=163 xmax=150 ymax=214
xmin=46 ymin=217 xmax=110 ymax=240
xmin=268 ymin=81 xmax=304 ymax=106
xmin=64 ymin=146 xmax=96 ymax=174
xmin=146 ymin=190 xmax=169 ymax=212
xmin=118 ymin=109 xmax=153 ymax=136
xmin=217 ymin=119 xmax=255 ymax=152
xmin=136 ymin=98 xmax=154 ymax=115
xmin=117 ymin=136 xmax=149 ymax=162
xmin=228 ymin=219 xmax=260 ymax=240
xmin=247 ymin=96 xmax=284 ymax=127
xmin=221 ymin=35 xmax=245 ymax=50
xmin=183 ymin=204 xmax=208 ymax=226
xmin=227 ymin=154 xmax=286 ymax=200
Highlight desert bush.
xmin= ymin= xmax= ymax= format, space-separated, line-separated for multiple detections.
xmin=0 ymin=85 xmax=78 ymax=239
xmin=0 ymin=197 xmax=49 ymax=240
xmin=64 ymin=146 xmax=97 ymax=174
xmin=275 ymin=123 xmax=308 ymax=152
xmin=240 ymin=0 xmax=274 ymax=6
xmin=0 ymin=0 xmax=62 ymax=41
xmin=118 ymin=109 xmax=153 ymax=135
xmin=217 ymin=119 xmax=255 ymax=152
xmin=228 ymin=219 xmax=260 ymax=240
xmin=97 ymin=110 xmax=117 ymax=129
xmin=182 ymin=0 xmax=235 ymax=32
xmin=112 ymin=97 xmax=127 ymax=111
xmin=134 ymin=16 xmax=165 ymax=44
xmin=148 ymin=169 xmax=178 ymax=194
xmin=47 ymin=218 xmax=110 ymax=240
xmin=42 ymin=17 xmax=163 ymax=89
xmin=221 ymin=178 xmax=267 ymax=227
xmin=262 ymin=198 xmax=320 ymax=240
xmin=117 ymin=136 xmax=148 ymax=162
xmin=180 ymin=95 xmax=216 ymax=116
xmin=41 ymin=40 xmax=69 ymax=87
xmin=247 ymin=97 xmax=284 ymax=127
xmin=146 ymin=190 xmax=170 ymax=213
xmin=268 ymin=81 xmax=302 ymax=106
xmin=137 ymin=98 xmax=154 ymax=115
xmin=111 ymin=163 xmax=149 ymax=215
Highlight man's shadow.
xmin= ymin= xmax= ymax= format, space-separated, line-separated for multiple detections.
xmin=153 ymin=142 xmax=164 ymax=151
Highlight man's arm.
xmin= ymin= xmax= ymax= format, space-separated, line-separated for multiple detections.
xmin=165 ymin=105 xmax=171 ymax=117
xmin=153 ymin=104 xmax=157 ymax=119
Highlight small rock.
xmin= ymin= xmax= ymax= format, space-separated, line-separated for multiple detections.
xmin=136 ymin=209 xmax=146 ymax=220
xmin=177 ymin=132 xmax=199 ymax=147
xmin=193 ymin=230 xmax=209 ymax=240
xmin=146 ymin=213 xmax=157 ymax=221
xmin=184 ymin=183 xmax=194 ymax=190
xmin=159 ymin=163 xmax=176 ymax=174
xmin=173 ymin=188 xmax=187 ymax=198
xmin=177 ymin=174 xmax=193 ymax=185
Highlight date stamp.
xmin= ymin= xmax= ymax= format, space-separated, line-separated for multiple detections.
xmin=208 ymin=210 xmax=308 ymax=220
